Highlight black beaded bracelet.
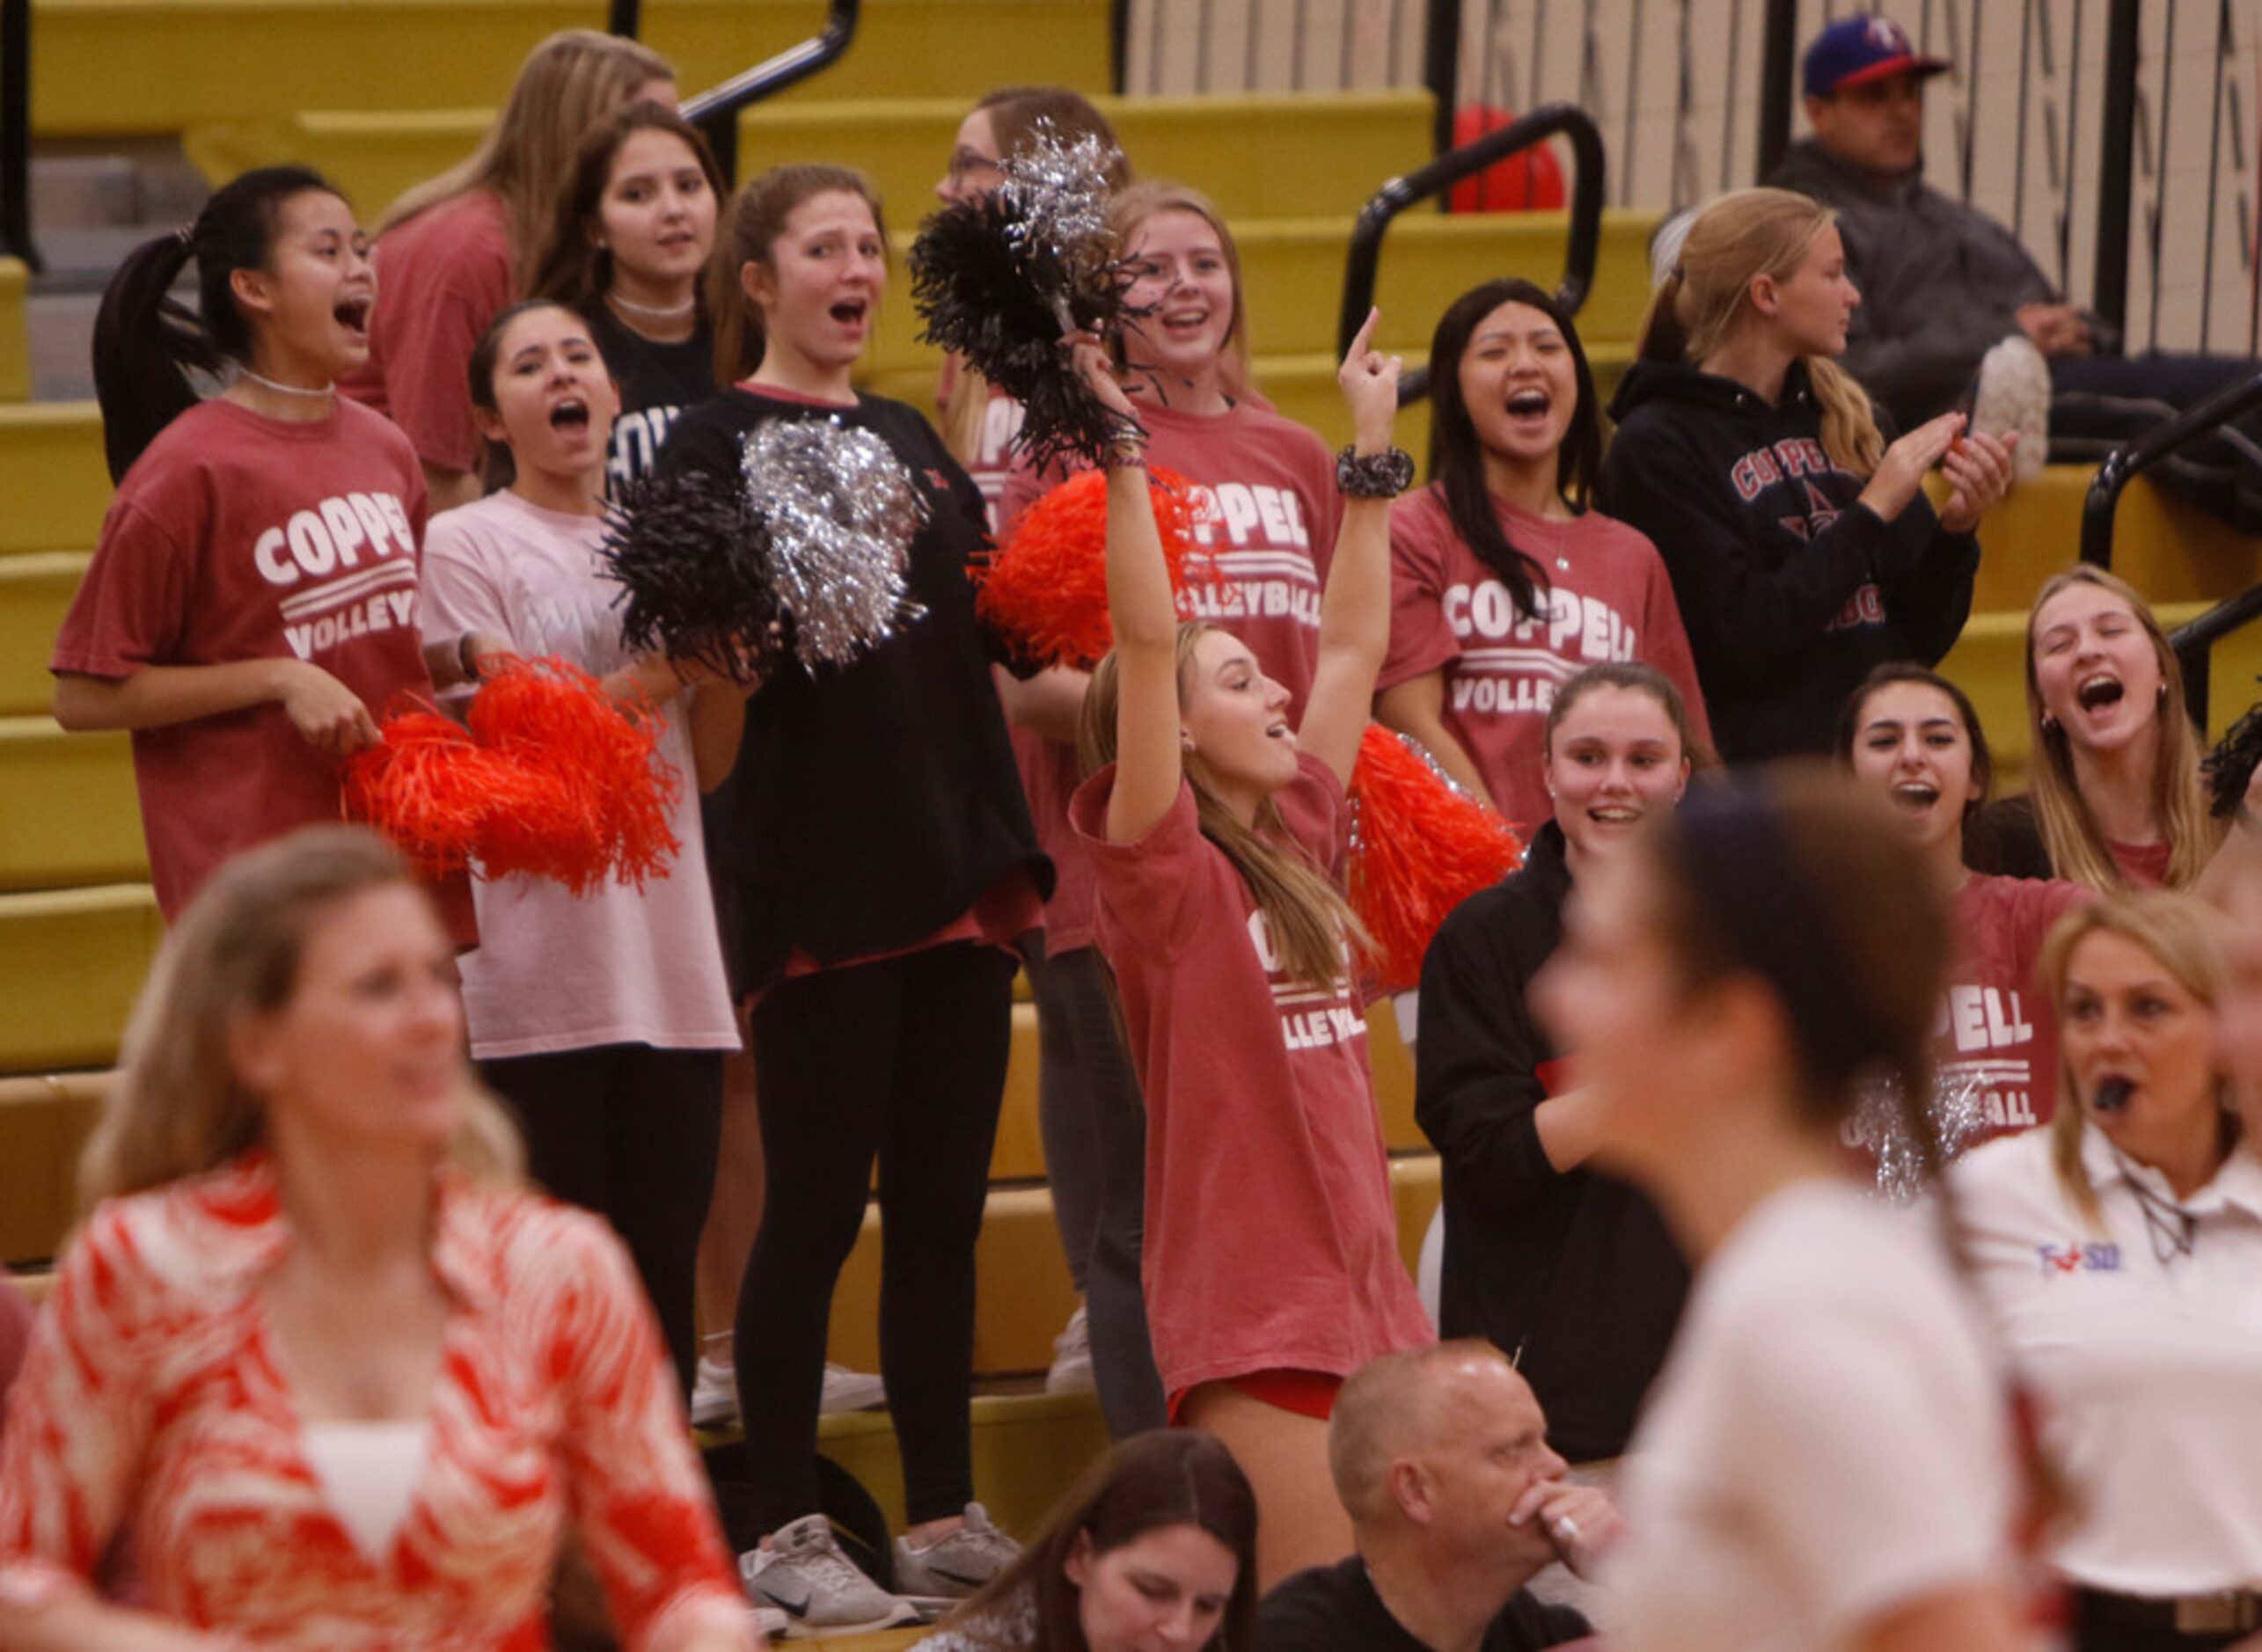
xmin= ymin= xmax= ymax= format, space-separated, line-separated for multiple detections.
xmin=1336 ymin=444 xmax=1416 ymax=499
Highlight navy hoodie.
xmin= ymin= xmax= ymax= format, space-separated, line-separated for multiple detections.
xmin=1599 ymin=357 xmax=1978 ymax=762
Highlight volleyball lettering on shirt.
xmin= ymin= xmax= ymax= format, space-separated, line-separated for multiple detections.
xmin=1178 ymin=481 xmax=1323 ymax=630
xmin=1935 ymin=981 xmax=2044 ymax=1131
xmin=1442 ymin=578 xmax=1642 ymax=718
xmin=1728 ymin=436 xmax=1885 ymax=634
xmin=250 ymin=491 xmax=420 ymax=662
xmin=1244 ymin=907 xmax=1366 ymax=1054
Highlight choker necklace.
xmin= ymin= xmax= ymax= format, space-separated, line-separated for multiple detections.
xmin=608 ymin=292 xmax=698 ymax=320
xmin=238 ymin=367 xmax=335 ymax=399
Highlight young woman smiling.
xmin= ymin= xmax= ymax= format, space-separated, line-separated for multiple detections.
xmin=657 ymin=164 xmax=1049 ymax=1634
xmin=1599 ymin=187 xmax=2016 ymax=764
xmin=1841 ymin=665 xmax=2090 ymax=1151
xmin=1378 ymin=278 xmax=1709 ymax=827
xmin=1416 ymin=663 xmax=1696 ymax=1469
xmin=417 ymin=300 xmax=741 ymax=1395
xmin=530 ymin=102 xmax=725 ymax=488
xmin=1069 ymin=318 xmax=1430 ymax=1590
xmin=58 ymin=166 xmax=482 ymax=939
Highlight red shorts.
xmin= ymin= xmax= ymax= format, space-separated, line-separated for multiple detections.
xmin=1168 ymin=1369 xmax=1342 ymax=1425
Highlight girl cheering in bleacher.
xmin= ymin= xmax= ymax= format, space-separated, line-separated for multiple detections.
xmin=1599 ymin=186 xmax=2017 ymax=764
xmin=1377 ymin=278 xmax=1710 ymax=827
xmin=1069 ymin=315 xmax=1431 ymax=1590
xmin=417 ymin=300 xmax=742 ymax=1397
xmin=55 ymin=166 xmax=480 ymax=939
xmin=529 ymin=102 xmax=726 ymax=491
xmin=343 ymin=29 xmax=675 ymax=513
xmin=659 ymin=164 xmax=1050 ymax=1635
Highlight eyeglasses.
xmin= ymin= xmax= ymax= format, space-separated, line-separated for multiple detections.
xmin=946 ymin=149 xmax=1005 ymax=186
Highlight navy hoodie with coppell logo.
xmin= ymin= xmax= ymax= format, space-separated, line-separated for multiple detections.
xmin=1599 ymin=356 xmax=1980 ymax=763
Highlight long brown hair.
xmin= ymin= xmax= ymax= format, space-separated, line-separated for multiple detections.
xmin=2024 ymin=566 xmax=2216 ymax=892
xmin=377 ymin=29 xmax=673 ymax=292
xmin=933 ymin=1430 xmax=1257 ymax=1652
xmin=524 ymin=101 xmax=725 ymax=316
xmin=1636 ymin=186 xmax=1885 ymax=478
xmin=706 ymin=163 xmax=886 ymax=385
xmin=80 ymin=826 xmax=522 ymax=1210
xmin=2040 ymin=892 xmax=2236 ymax=1227
xmin=1079 ymin=624 xmax=1366 ymax=990
xmin=941 ymin=86 xmax=1133 ymax=465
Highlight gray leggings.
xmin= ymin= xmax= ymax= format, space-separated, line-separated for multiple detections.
xmin=1029 ymin=945 xmax=1168 ymax=1436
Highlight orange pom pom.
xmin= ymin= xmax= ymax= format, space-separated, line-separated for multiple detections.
xmin=348 ymin=657 xmax=682 ymax=894
xmin=1348 ymin=725 xmax=1526 ymax=992
xmin=975 ymin=466 xmax=1212 ymax=669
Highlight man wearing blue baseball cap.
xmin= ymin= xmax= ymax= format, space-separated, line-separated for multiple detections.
xmin=1770 ymin=14 xmax=2262 ymax=525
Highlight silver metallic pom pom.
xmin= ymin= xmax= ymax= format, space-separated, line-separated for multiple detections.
xmin=1851 ymin=1067 xmax=1993 ymax=1204
xmin=997 ymin=121 xmax=1123 ymax=303
xmin=740 ymin=419 xmax=928 ymax=669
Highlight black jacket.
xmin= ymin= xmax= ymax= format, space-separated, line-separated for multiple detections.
xmin=1415 ymin=822 xmax=1688 ymax=1462
xmin=1768 ymin=137 xmax=2056 ymax=429
xmin=1260 ymin=1556 xmax=1590 ymax=1652
xmin=1600 ymin=357 xmax=1979 ymax=762
xmin=658 ymin=388 xmax=1050 ymax=990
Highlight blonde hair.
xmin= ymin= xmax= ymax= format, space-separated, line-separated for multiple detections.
xmin=378 ymin=29 xmax=674 ymax=292
xmin=1636 ymin=186 xmax=1885 ymax=478
xmin=1106 ymin=180 xmax=1255 ymax=400
xmin=707 ymin=163 xmax=885 ymax=386
xmin=1078 ymin=624 xmax=1366 ymax=990
xmin=79 ymin=827 xmax=523 ymax=1210
xmin=2024 ymin=566 xmax=2216 ymax=892
xmin=2041 ymin=891 xmax=2236 ymax=1226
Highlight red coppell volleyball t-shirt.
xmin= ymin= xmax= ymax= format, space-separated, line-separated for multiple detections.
xmin=52 ymin=397 xmax=472 ymax=938
xmin=1001 ymin=394 xmax=1343 ymax=956
xmin=1380 ymin=483 xmax=1712 ymax=835
xmin=1938 ymin=873 xmax=2091 ymax=1141
xmin=342 ymin=189 xmax=512 ymax=478
xmin=1070 ymin=751 xmax=1434 ymax=1396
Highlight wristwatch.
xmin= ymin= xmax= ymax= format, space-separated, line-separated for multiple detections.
xmin=1336 ymin=444 xmax=1416 ymax=499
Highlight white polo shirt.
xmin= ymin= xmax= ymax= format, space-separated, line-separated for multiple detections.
xmin=1951 ymin=1127 xmax=2262 ymax=1597
xmin=1608 ymin=1180 xmax=2017 ymax=1651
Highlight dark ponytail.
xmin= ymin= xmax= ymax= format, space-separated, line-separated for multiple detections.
xmin=1425 ymin=277 xmax=1601 ymax=624
xmin=92 ymin=165 xmax=340 ymax=482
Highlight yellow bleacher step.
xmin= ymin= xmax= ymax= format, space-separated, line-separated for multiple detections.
xmin=0 ymin=718 xmax=146 ymax=890
xmin=0 ymin=258 xmax=28 ymax=404
xmin=0 ymin=404 xmax=110 ymax=557
xmin=0 ymin=553 xmax=87 ymax=715
xmin=53 ymin=0 xmax=1107 ymax=139
xmin=1946 ymin=466 xmax=2262 ymax=615
xmin=0 ymin=1072 xmax=106 ymax=1263
xmin=814 ymin=1388 xmax=1109 ymax=1543
xmin=0 ymin=883 xmax=164 ymax=1073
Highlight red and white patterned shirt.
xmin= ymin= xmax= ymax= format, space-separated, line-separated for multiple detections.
xmin=0 ymin=1153 xmax=749 ymax=1648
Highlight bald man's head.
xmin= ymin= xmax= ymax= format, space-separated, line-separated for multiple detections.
xmin=1329 ymin=1341 xmax=1539 ymax=1524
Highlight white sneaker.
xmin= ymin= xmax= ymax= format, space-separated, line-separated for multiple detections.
xmin=820 ymin=1361 xmax=888 ymax=1414
xmin=692 ymin=1353 xmax=739 ymax=1428
xmin=742 ymin=1514 xmax=921 ymax=1633
xmin=1972 ymin=333 xmax=2051 ymax=482
xmin=1043 ymin=1303 xmax=1095 ymax=1395
xmin=892 ymin=1502 xmax=1021 ymax=1601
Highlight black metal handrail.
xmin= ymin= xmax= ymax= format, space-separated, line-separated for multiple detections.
xmin=2170 ymin=583 xmax=2262 ymax=730
xmin=2 ymin=0 xmax=34 ymax=271
xmin=681 ymin=0 xmax=860 ymax=185
xmin=2079 ymin=370 xmax=2262 ymax=570
xmin=1336 ymin=100 xmax=1605 ymax=382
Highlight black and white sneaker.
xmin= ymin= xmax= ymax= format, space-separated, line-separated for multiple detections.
xmin=893 ymin=1502 xmax=1021 ymax=1604
xmin=1972 ymin=333 xmax=2051 ymax=482
xmin=741 ymin=1514 xmax=922 ymax=1634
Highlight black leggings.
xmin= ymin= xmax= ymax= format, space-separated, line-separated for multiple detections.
xmin=476 ymin=1042 xmax=722 ymax=1396
xmin=735 ymin=941 xmax=1016 ymax=1532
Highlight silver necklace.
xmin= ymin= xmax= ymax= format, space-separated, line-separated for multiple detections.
xmin=608 ymin=291 xmax=698 ymax=320
xmin=238 ymin=367 xmax=335 ymax=399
